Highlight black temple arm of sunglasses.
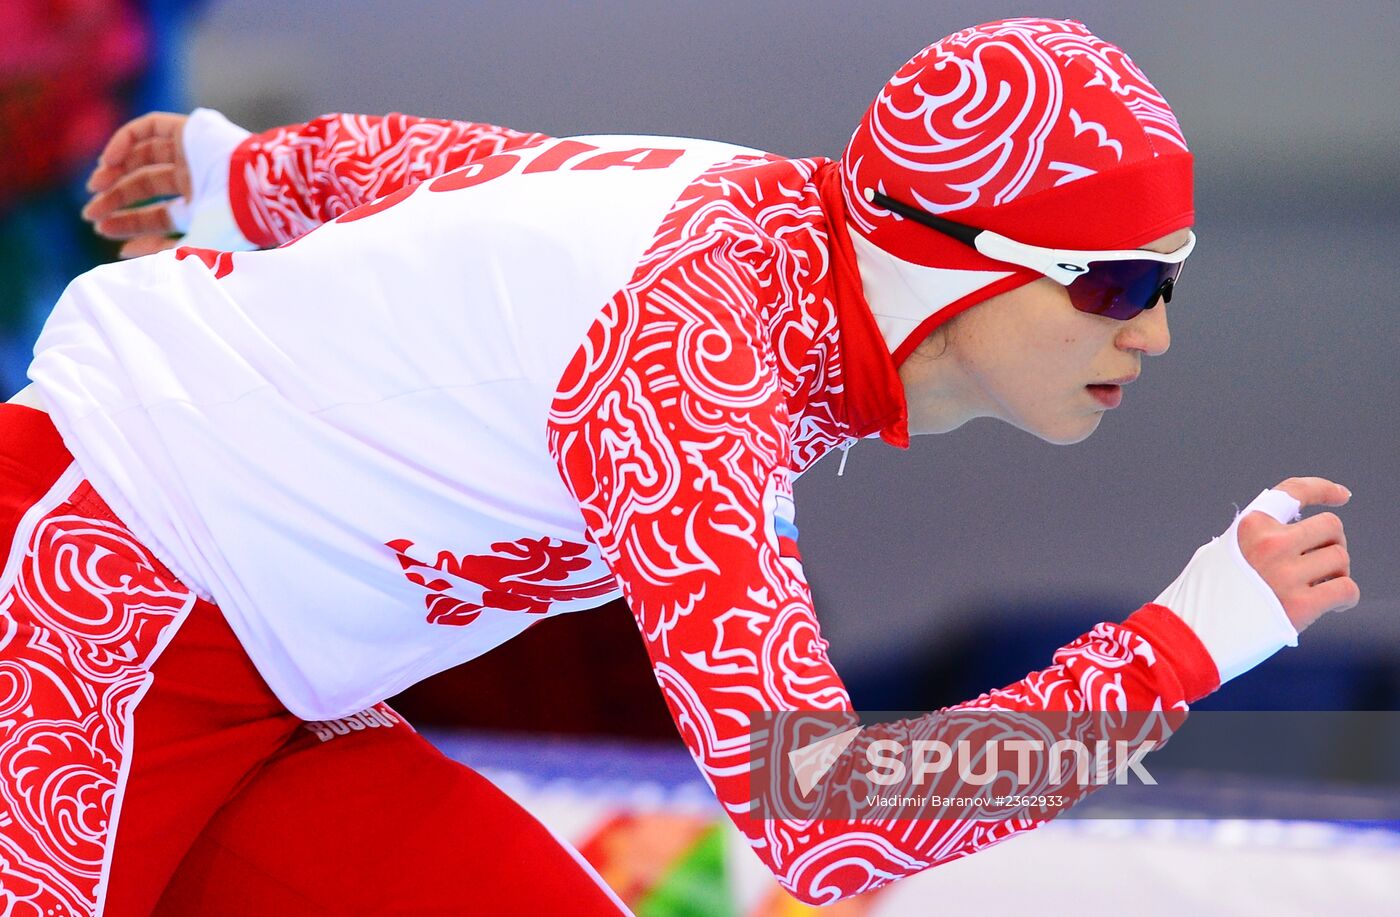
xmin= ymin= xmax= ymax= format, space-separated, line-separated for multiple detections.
xmin=865 ymin=189 xmax=984 ymax=249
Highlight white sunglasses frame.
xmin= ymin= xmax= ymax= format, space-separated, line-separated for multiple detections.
xmin=862 ymin=187 xmax=1195 ymax=286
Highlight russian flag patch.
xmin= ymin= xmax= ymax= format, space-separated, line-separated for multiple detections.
xmin=773 ymin=491 xmax=801 ymax=562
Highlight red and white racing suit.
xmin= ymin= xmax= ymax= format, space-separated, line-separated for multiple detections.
xmin=3 ymin=112 xmax=1220 ymax=912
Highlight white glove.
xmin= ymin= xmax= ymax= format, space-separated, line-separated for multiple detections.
xmin=1154 ymin=489 xmax=1302 ymax=684
xmin=169 ymin=108 xmax=257 ymax=252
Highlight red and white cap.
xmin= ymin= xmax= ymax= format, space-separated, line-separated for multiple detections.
xmin=841 ymin=18 xmax=1195 ymax=365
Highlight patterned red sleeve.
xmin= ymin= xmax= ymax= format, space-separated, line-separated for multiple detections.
xmin=548 ymin=161 xmax=1221 ymax=904
xmin=228 ymin=113 xmax=552 ymax=247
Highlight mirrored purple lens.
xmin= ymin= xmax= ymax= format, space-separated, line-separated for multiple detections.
xmin=1068 ymin=260 xmax=1184 ymax=320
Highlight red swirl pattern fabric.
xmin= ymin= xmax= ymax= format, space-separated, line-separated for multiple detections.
xmin=226 ymin=114 xmax=1220 ymax=904
xmin=229 ymin=113 xmax=552 ymax=247
xmin=0 ymin=475 xmax=194 ymax=917
xmin=843 ymin=17 xmax=1194 ymax=263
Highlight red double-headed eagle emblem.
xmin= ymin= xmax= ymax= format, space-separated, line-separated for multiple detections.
xmin=387 ymin=536 xmax=617 ymax=626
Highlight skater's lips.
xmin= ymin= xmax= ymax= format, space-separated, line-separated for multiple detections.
xmin=1086 ymin=383 xmax=1124 ymax=409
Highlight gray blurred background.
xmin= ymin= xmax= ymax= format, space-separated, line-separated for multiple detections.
xmin=186 ymin=0 xmax=1399 ymax=704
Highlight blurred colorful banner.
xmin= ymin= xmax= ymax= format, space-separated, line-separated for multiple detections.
xmin=427 ymin=731 xmax=1400 ymax=916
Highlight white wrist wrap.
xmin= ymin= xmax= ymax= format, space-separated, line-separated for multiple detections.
xmin=1154 ymin=489 xmax=1302 ymax=684
xmin=177 ymin=108 xmax=257 ymax=251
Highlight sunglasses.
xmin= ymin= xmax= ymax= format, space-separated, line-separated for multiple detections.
xmin=863 ymin=189 xmax=1195 ymax=321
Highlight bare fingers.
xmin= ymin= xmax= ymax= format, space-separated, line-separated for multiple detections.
xmin=94 ymin=201 xmax=177 ymax=241
xmin=1237 ymin=480 xmax=1358 ymax=632
xmin=1296 ymin=542 xmax=1350 ymax=587
xmin=1271 ymin=476 xmax=1352 ymax=510
xmin=82 ymin=163 xmax=185 ymax=226
xmin=88 ymin=112 xmax=187 ymax=192
xmin=1306 ymin=575 xmax=1362 ymax=615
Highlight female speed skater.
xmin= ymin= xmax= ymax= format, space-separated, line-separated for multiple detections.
xmin=0 ymin=17 xmax=1358 ymax=915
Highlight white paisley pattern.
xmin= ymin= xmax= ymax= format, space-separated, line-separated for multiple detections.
xmin=228 ymin=113 xmax=1216 ymax=904
xmin=0 ymin=476 xmax=194 ymax=916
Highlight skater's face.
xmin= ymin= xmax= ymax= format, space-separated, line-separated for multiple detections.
xmin=900 ymin=228 xmax=1190 ymax=444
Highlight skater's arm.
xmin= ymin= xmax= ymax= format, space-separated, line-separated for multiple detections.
xmin=228 ymin=111 xmax=553 ymax=246
xmin=546 ymin=230 xmax=1232 ymax=905
xmin=84 ymin=109 xmax=552 ymax=253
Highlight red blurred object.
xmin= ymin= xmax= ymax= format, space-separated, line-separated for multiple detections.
xmin=0 ymin=0 xmax=147 ymax=207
